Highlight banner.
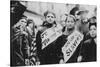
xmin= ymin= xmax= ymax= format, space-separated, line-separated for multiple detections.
xmin=41 ymin=24 xmax=62 ymax=50
xmin=62 ymin=30 xmax=84 ymax=62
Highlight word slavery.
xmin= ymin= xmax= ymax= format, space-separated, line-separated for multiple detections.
xmin=62 ymin=31 xmax=84 ymax=62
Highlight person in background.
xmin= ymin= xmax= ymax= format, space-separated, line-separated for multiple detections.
xmin=88 ymin=16 xmax=96 ymax=23
xmin=77 ymin=22 xmax=97 ymax=62
xmin=26 ymin=19 xmax=35 ymax=38
xmin=25 ymin=19 xmax=38 ymax=65
xmin=11 ymin=17 xmax=28 ymax=66
xmin=70 ymin=4 xmax=80 ymax=16
xmin=74 ymin=10 xmax=90 ymax=44
xmin=12 ymin=16 xmax=28 ymax=36
xmin=75 ymin=10 xmax=89 ymax=35
xmin=84 ymin=16 xmax=97 ymax=40
xmin=60 ymin=14 xmax=68 ymax=32
xmin=10 ymin=1 xmax=27 ymax=27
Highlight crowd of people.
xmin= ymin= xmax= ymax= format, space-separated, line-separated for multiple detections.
xmin=11 ymin=1 xmax=97 ymax=66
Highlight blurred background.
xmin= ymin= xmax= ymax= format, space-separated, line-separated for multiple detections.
xmin=11 ymin=0 xmax=97 ymax=26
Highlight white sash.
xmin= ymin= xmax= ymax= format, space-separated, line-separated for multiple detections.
xmin=62 ymin=30 xmax=84 ymax=62
xmin=41 ymin=24 xmax=62 ymax=50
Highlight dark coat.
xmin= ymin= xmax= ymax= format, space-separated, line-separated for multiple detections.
xmin=36 ymin=30 xmax=60 ymax=65
xmin=79 ymin=38 xmax=96 ymax=62
xmin=36 ymin=21 xmax=58 ymax=65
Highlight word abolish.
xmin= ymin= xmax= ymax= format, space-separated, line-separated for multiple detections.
xmin=41 ymin=24 xmax=62 ymax=50
xmin=62 ymin=30 xmax=84 ymax=62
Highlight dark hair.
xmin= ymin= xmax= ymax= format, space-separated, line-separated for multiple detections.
xmin=65 ymin=14 xmax=76 ymax=22
xmin=27 ymin=19 xmax=33 ymax=26
xmin=89 ymin=23 xmax=97 ymax=29
xmin=44 ymin=11 xmax=56 ymax=18
xmin=88 ymin=16 xmax=96 ymax=22
xmin=20 ymin=16 xmax=27 ymax=21
xmin=70 ymin=6 xmax=79 ymax=16
xmin=76 ymin=10 xmax=88 ymax=15
xmin=92 ymin=16 xmax=96 ymax=19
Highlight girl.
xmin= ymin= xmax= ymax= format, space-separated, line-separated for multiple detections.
xmin=36 ymin=11 xmax=59 ymax=64
xmin=55 ymin=15 xmax=84 ymax=63
xmin=77 ymin=23 xmax=97 ymax=62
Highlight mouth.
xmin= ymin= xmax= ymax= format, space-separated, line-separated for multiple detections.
xmin=48 ymin=20 xmax=53 ymax=23
xmin=91 ymin=34 xmax=96 ymax=37
xmin=49 ymin=19 xmax=52 ymax=22
xmin=68 ymin=25 xmax=73 ymax=28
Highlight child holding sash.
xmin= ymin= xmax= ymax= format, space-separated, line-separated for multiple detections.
xmin=55 ymin=15 xmax=84 ymax=63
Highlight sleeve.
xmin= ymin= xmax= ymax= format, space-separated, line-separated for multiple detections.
xmin=78 ymin=41 xmax=87 ymax=62
xmin=55 ymin=35 xmax=65 ymax=60
xmin=36 ymin=31 xmax=42 ymax=57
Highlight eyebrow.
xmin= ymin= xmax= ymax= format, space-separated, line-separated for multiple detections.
xmin=21 ymin=20 xmax=26 ymax=23
xmin=47 ymin=16 xmax=54 ymax=17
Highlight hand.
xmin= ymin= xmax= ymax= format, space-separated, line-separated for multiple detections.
xmin=77 ymin=56 xmax=82 ymax=62
xmin=36 ymin=61 xmax=40 ymax=65
xmin=59 ymin=59 xmax=65 ymax=64
xmin=21 ymin=31 xmax=28 ymax=36
xmin=25 ymin=59 xmax=30 ymax=65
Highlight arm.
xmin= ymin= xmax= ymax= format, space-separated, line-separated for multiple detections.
xmin=77 ymin=41 xmax=87 ymax=62
xmin=36 ymin=31 xmax=42 ymax=57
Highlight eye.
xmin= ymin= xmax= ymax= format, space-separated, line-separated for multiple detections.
xmin=51 ymin=16 xmax=54 ymax=18
xmin=22 ymin=20 xmax=26 ymax=22
xmin=67 ymin=21 xmax=70 ymax=23
xmin=21 ymin=21 xmax=24 ymax=22
xmin=47 ymin=16 xmax=54 ymax=18
xmin=47 ymin=16 xmax=50 ymax=18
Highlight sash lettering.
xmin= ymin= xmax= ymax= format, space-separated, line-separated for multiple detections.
xmin=41 ymin=24 xmax=62 ymax=49
xmin=62 ymin=30 xmax=84 ymax=62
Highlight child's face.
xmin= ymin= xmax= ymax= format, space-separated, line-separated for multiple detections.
xmin=45 ymin=13 xmax=55 ymax=24
xmin=65 ymin=17 xmax=75 ymax=29
xmin=89 ymin=25 xmax=97 ymax=38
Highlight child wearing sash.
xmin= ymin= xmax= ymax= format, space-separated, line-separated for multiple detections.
xmin=55 ymin=15 xmax=84 ymax=63
xmin=36 ymin=11 xmax=60 ymax=64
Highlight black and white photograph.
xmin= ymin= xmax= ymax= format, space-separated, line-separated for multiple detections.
xmin=10 ymin=0 xmax=97 ymax=66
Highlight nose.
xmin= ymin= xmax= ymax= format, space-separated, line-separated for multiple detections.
xmin=49 ymin=17 xmax=52 ymax=20
xmin=91 ymin=30 xmax=95 ymax=34
xmin=68 ymin=22 xmax=72 ymax=25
